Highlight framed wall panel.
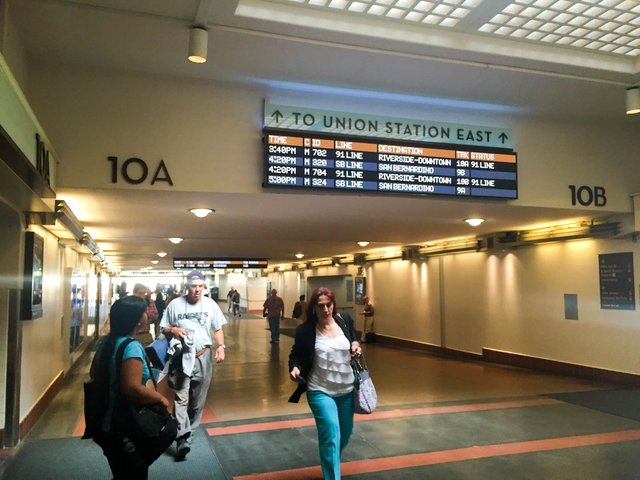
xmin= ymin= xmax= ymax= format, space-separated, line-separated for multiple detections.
xmin=21 ymin=231 xmax=44 ymax=320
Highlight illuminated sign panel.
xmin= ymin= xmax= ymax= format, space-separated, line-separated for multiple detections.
xmin=173 ymin=258 xmax=268 ymax=269
xmin=264 ymin=103 xmax=513 ymax=149
xmin=263 ymin=130 xmax=517 ymax=199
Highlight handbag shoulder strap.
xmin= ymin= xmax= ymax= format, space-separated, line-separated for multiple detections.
xmin=89 ymin=335 xmax=113 ymax=380
xmin=334 ymin=313 xmax=355 ymax=343
xmin=115 ymin=337 xmax=157 ymax=390
xmin=334 ymin=312 xmax=347 ymax=330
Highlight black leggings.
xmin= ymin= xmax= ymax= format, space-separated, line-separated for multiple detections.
xmin=96 ymin=432 xmax=149 ymax=479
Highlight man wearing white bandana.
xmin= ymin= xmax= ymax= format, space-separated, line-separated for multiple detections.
xmin=160 ymin=270 xmax=227 ymax=461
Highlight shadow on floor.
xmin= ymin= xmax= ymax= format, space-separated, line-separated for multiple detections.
xmin=547 ymin=388 xmax=640 ymax=422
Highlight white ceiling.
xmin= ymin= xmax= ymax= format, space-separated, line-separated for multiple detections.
xmin=9 ymin=0 xmax=640 ymax=271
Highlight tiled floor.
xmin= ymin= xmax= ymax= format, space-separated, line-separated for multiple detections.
xmin=4 ymin=311 xmax=640 ymax=479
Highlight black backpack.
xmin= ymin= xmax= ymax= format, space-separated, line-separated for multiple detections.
xmin=83 ymin=337 xmax=177 ymax=464
xmin=82 ymin=336 xmax=114 ymax=439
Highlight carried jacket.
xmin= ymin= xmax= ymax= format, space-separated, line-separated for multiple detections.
xmin=287 ymin=312 xmax=357 ymax=403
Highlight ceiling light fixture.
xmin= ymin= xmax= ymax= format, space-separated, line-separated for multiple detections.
xmin=151 ymin=260 xmax=159 ymax=264
xmin=464 ymin=218 xmax=485 ymax=227
xmin=157 ymin=251 xmax=167 ymax=258
xmin=188 ymin=26 xmax=208 ymax=63
xmin=626 ymin=86 xmax=640 ymax=115
xmin=168 ymin=237 xmax=184 ymax=244
xmin=357 ymin=241 xmax=370 ymax=247
xmin=54 ymin=200 xmax=84 ymax=242
xmin=295 ymin=253 xmax=304 ymax=259
xmin=189 ymin=208 xmax=213 ymax=218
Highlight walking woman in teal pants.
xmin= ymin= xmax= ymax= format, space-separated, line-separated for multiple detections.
xmin=288 ymin=287 xmax=362 ymax=479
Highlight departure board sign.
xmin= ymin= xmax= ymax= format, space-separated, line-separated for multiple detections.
xmin=173 ymin=258 xmax=268 ymax=270
xmin=263 ymin=130 xmax=517 ymax=199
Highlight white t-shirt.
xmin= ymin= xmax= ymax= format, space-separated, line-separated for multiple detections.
xmin=160 ymin=295 xmax=227 ymax=352
xmin=307 ymin=330 xmax=355 ymax=397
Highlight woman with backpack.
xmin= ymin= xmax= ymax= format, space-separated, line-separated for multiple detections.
xmin=90 ymin=295 xmax=171 ymax=479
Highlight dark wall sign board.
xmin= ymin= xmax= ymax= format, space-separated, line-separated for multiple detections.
xmin=355 ymin=277 xmax=366 ymax=305
xmin=173 ymin=258 xmax=268 ymax=270
xmin=598 ymin=252 xmax=635 ymax=310
xmin=263 ymin=130 xmax=517 ymax=199
xmin=22 ymin=232 xmax=44 ymax=320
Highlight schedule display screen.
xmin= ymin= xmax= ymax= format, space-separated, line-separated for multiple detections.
xmin=263 ymin=130 xmax=517 ymax=199
xmin=174 ymin=258 xmax=268 ymax=269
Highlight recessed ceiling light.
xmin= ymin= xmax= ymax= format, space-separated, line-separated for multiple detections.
xmin=168 ymin=237 xmax=184 ymax=244
xmin=295 ymin=253 xmax=305 ymax=259
xmin=157 ymin=251 xmax=168 ymax=257
xmin=151 ymin=260 xmax=159 ymax=264
xmin=357 ymin=241 xmax=370 ymax=247
xmin=464 ymin=218 xmax=485 ymax=227
xmin=189 ymin=208 xmax=214 ymax=218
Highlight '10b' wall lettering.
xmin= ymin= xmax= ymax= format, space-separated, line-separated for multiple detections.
xmin=569 ymin=185 xmax=606 ymax=207
xmin=108 ymin=156 xmax=173 ymax=186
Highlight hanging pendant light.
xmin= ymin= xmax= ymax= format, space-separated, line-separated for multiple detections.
xmin=188 ymin=27 xmax=208 ymax=64
xmin=626 ymin=86 xmax=640 ymax=115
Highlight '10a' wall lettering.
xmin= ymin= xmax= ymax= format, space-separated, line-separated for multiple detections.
xmin=108 ymin=156 xmax=173 ymax=186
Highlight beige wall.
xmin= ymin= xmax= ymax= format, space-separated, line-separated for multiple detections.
xmin=15 ymin=225 xmax=98 ymax=422
xmin=26 ymin=64 xmax=265 ymax=195
xmin=270 ymin=235 xmax=640 ymax=375
xmin=481 ymin=239 xmax=640 ymax=373
xmin=365 ymin=259 xmax=442 ymax=346
xmin=19 ymin=226 xmax=66 ymax=419
xmin=445 ymin=237 xmax=639 ymax=373
xmin=512 ymin=117 xmax=639 ymax=210
xmin=23 ymin=62 xmax=640 ymax=214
